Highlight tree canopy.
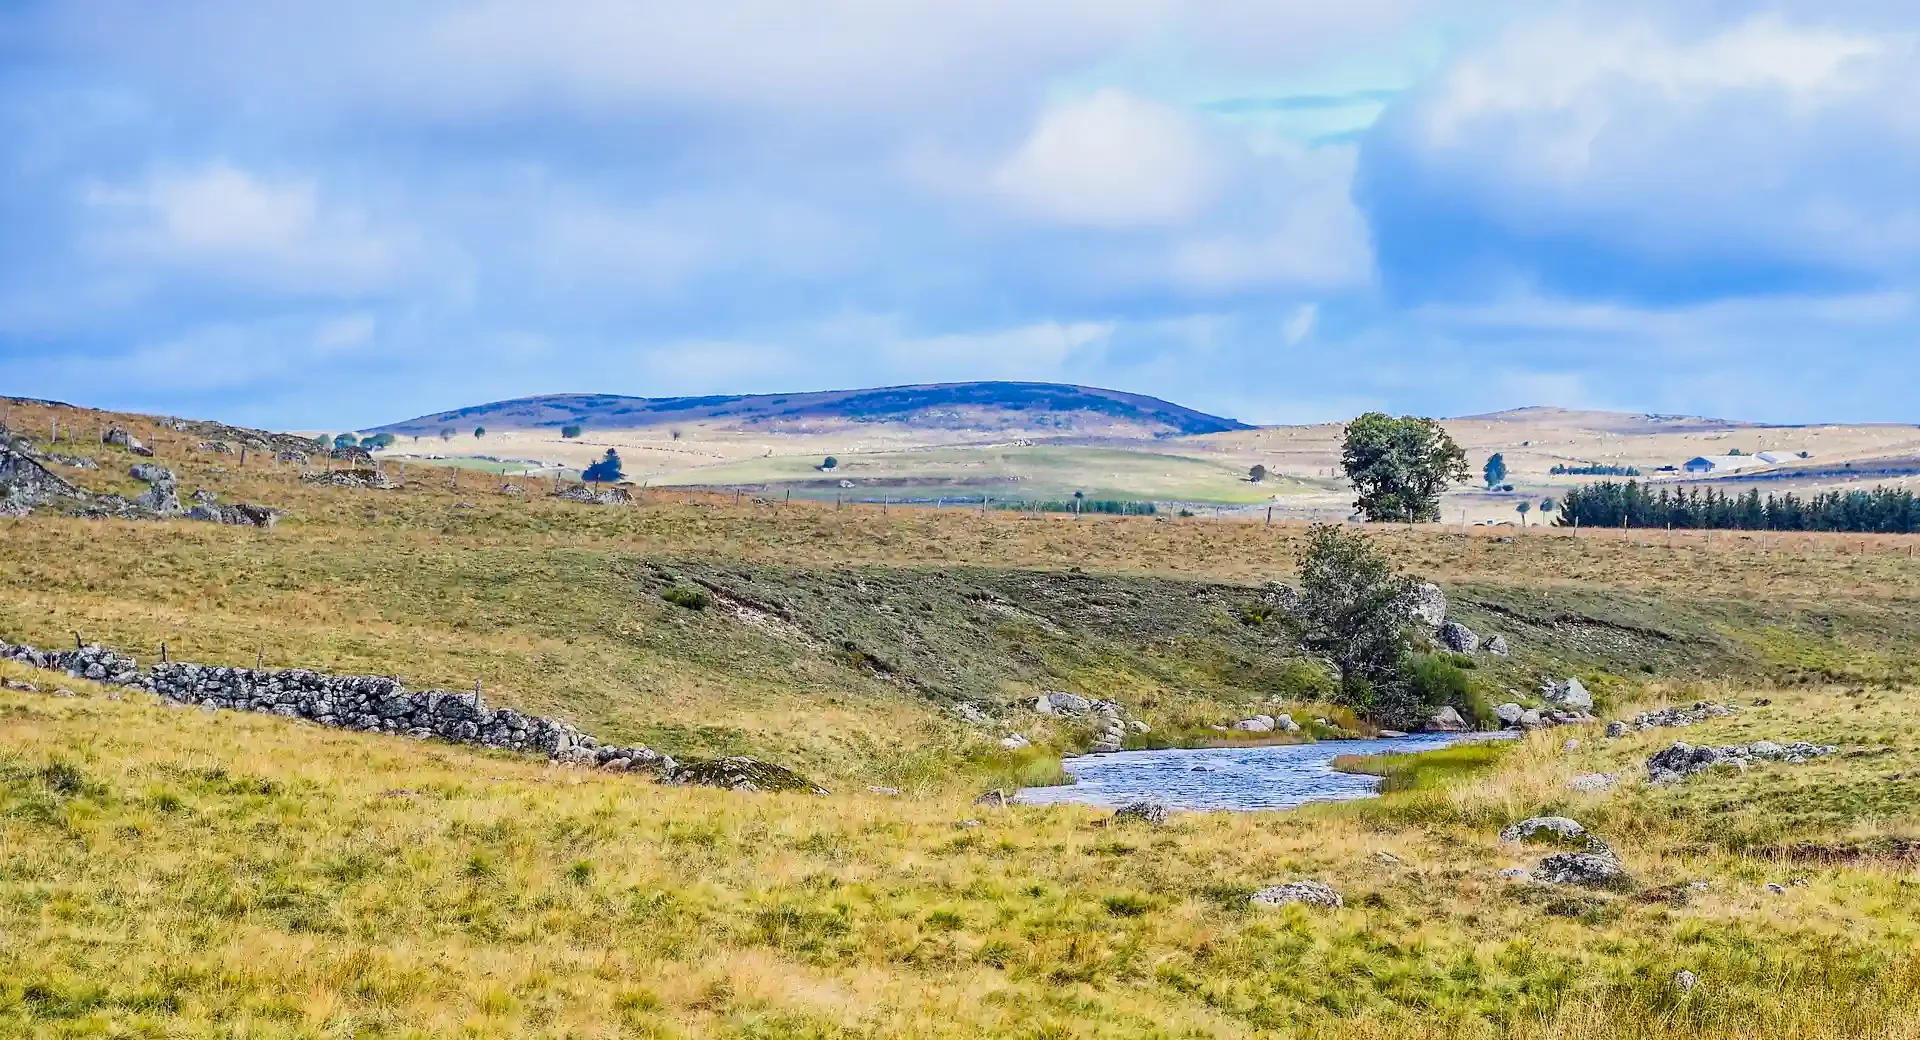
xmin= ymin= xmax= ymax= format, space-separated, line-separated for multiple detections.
xmin=1340 ymin=413 xmax=1468 ymax=523
xmin=473 ymin=427 xmax=486 ymax=438
xmin=561 ymin=424 xmax=583 ymax=439
xmin=1483 ymin=452 xmax=1507 ymax=488
xmin=1249 ymin=464 xmax=1267 ymax=484
xmin=582 ymin=449 xmax=624 ymax=483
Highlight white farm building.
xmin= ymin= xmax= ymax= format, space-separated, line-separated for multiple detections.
xmin=1682 ymin=454 xmax=1775 ymax=475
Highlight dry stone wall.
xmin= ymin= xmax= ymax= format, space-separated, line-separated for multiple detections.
xmin=0 ymin=637 xmax=672 ymax=775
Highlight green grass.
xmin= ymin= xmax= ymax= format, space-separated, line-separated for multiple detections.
xmin=1331 ymin=740 xmax=1517 ymax=792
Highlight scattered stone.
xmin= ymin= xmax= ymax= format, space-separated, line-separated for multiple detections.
xmin=1563 ymin=739 xmax=1581 ymax=752
xmin=972 ymin=789 xmax=1011 ymax=808
xmin=1377 ymin=729 xmax=1409 ymax=738
xmin=1438 ymin=620 xmax=1480 ymax=654
xmin=999 ymin=733 xmax=1030 ymax=750
xmin=197 ymin=440 xmax=234 ymax=454
xmin=1233 ymin=715 xmax=1276 ymax=733
xmin=1566 ymin=773 xmax=1619 ymax=794
xmin=1495 ymin=702 xmax=1524 ymax=726
xmin=951 ymin=702 xmax=991 ymax=726
xmin=1674 ymin=971 xmax=1699 ymax=994
xmin=277 ymin=449 xmax=311 ymax=466
xmin=1249 ymin=880 xmax=1343 ymax=910
xmin=555 ymin=483 xmax=632 ymax=505
xmin=1764 ymin=882 xmax=1786 ymax=894
xmin=1628 ymin=702 xmax=1740 ymax=730
xmin=1646 ymin=740 xmax=1837 ymax=784
xmin=128 ymin=463 xmax=175 ymax=484
xmin=1605 ymin=721 xmax=1630 ymax=738
xmin=1532 ymin=852 xmax=1633 ymax=889
xmin=1112 ymin=801 xmax=1169 ymax=826
xmin=867 ymin=786 xmax=901 ymax=797
xmin=1274 ymin=713 xmax=1301 ymax=732
xmin=1485 ymin=634 xmax=1510 ymax=656
xmin=1034 ymin=691 xmax=1092 ymax=715
xmin=303 ymin=469 xmax=396 ymax=490
xmin=1498 ymin=867 xmax=1532 ymax=882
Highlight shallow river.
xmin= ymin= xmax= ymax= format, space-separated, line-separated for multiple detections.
xmin=1017 ymin=732 xmax=1515 ymax=811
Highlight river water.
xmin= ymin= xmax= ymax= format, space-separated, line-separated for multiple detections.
xmin=1016 ymin=732 xmax=1515 ymax=811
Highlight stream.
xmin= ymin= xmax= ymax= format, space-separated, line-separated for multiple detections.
xmin=1016 ymin=731 xmax=1516 ymax=811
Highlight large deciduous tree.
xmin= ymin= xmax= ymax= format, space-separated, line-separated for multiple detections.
xmin=1340 ymin=413 xmax=1469 ymax=523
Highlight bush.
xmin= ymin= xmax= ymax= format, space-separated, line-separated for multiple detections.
xmin=1407 ymin=653 xmax=1491 ymax=725
xmin=583 ymin=449 xmax=624 ymax=483
xmin=561 ymin=424 xmax=583 ymax=439
xmin=662 ymin=585 xmax=711 ymax=611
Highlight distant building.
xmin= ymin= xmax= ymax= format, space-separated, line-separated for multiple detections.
xmin=1682 ymin=454 xmax=1772 ymax=475
xmin=1754 ymin=451 xmax=1785 ymax=464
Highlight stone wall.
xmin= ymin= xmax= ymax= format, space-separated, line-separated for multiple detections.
xmin=0 ymin=638 xmax=672 ymax=775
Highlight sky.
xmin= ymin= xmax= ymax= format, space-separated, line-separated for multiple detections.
xmin=2 ymin=0 xmax=1918 ymax=430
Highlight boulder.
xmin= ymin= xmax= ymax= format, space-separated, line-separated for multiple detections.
xmin=129 ymin=463 xmax=175 ymax=484
xmin=998 ymin=734 xmax=1030 ymax=750
xmin=133 ymin=479 xmax=181 ymax=515
xmin=1439 ymin=620 xmax=1480 ymax=654
xmin=1605 ymin=721 xmax=1630 ymax=738
xmin=1532 ymin=852 xmax=1633 ymax=889
xmin=1485 ymin=634 xmax=1510 ymax=656
xmin=1423 ymin=705 xmax=1469 ymax=733
xmin=1034 ymin=691 xmax=1091 ymax=716
xmin=1517 ymin=708 xmax=1545 ymax=730
xmin=1494 ymin=702 xmax=1524 ymax=727
xmin=1274 ymin=714 xmax=1301 ymax=732
xmin=0 ymin=445 xmax=85 ymax=510
xmin=1499 ymin=816 xmax=1610 ymax=854
xmin=664 ymin=756 xmax=826 ymax=795
xmin=1249 ymin=880 xmax=1343 ymax=910
xmin=1112 ymin=801 xmax=1169 ymax=826
xmin=1233 ymin=715 xmax=1276 ymax=733
xmin=1408 ymin=582 xmax=1448 ymax=628
xmin=1543 ymin=677 xmax=1594 ymax=711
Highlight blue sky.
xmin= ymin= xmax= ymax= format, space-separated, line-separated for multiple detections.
xmin=3 ymin=0 xmax=1918 ymax=430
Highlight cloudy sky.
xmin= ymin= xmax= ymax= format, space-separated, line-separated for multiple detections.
xmin=3 ymin=0 xmax=1918 ymax=429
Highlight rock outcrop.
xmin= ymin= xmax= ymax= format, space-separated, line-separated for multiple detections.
xmin=1646 ymin=740 xmax=1836 ymax=784
xmin=1438 ymin=620 xmax=1480 ymax=654
xmin=1249 ymin=880 xmax=1343 ymax=909
xmin=1532 ymin=852 xmax=1633 ymax=889
xmin=664 ymin=757 xmax=826 ymax=794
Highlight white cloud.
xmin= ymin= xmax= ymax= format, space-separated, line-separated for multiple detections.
xmin=993 ymin=90 xmax=1222 ymax=227
xmin=888 ymin=320 xmax=1114 ymax=379
xmin=84 ymin=163 xmax=405 ymax=293
xmin=1282 ymin=303 xmax=1319 ymax=344
xmin=1362 ymin=11 xmax=1920 ymax=298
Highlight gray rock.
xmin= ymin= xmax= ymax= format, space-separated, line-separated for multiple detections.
xmin=1233 ymin=715 xmax=1276 ymax=733
xmin=1674 ymin=970 xmax=1699 ymax=994
xmin=1438 ymin=620 xmax=1480 ymax=654
xmin=665 ymin=756 xmax=825 ymax=794
xmin=1566 ymin=773 xmax=1619 ymax=793
xmin=1494 ymin=702 xmax=1524 ymax=726
xmin=1532 ymin=852 xmax=1632 ymax=889
xmin=1274 ymin=713 xmax=1301 ymax=732
xmin=1035 ymin=691 xmax=1092 ymax=716
xmin=1408 ymin=582 xmax=1448 ymax=628
xmin=1423 ymin=705 xmax=1469 ymax=733
xmin=1517 ymin=708 xmax=1545 ymax=730
xmin=1499 ymin=816 xmax=1610 ymax=855
xmin=1543 ymin=677 xmax=1593 ymax=711
xmin=129 ymin=463 xmax=175 ymax=484
xmin=1605 ymin=721 xmax=1629 ymax=738
xmin=1485 ymin=634 xmax=1510 ymax=656
xmin=998 ymin=734 xmax=1030 ymax=750
xmin=1646 ymin=739 xmax=1836 ymax=783
xmin=1112 ymin=801 xmax=1168 ymax=826
xmin=1249 ymin=880 xmax=1342 ymax=909
xmin=1498 ymin=867 xmax=1532 ymax=882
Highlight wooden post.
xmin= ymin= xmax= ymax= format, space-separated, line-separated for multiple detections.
xmin=1265 ymin=506 xmax=1272 ymax=527
xmin=836 ymin=493 xmax=841 ymax=511
xmin=256 ymin=646 xmax=263 ymax=669
xmin=160 ymin=642 xmax=167 ymax=664
xmin=74 ymin=631 xmax=82 ymax=650
xmin=239 ymin=446 xmax=247 ymax=467
xmin=784 ymin=488 xmax=791 ymax=505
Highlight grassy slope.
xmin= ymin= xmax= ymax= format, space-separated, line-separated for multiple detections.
xmin=5 ymin=665 xmax=1917 ymax=1039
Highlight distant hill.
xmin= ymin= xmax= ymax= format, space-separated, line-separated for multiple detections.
xmin=1453 ymin=406 xmax=1758 ymax=434
xmin=374 ymin=381 xmax=1250 ymax=438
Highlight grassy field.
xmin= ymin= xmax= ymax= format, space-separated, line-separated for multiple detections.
xmin=5 ymin=398 xmax=1920 ymax=1037
xmin=642 ymin=443 xmax=1302 ymax=505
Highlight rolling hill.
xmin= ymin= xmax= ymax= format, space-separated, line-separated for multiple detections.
xmin=375 ymin=381 xmax=1251 ymax=439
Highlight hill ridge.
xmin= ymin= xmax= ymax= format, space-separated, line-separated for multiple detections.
xmin=374 ymin=380 xmax=1250 ymax=438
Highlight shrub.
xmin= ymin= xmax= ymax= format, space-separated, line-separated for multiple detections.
xmin=583 ymin=449 xmax=624 ymax=483
xmin=662 ymin=585 xmax=711 ymax=610
xmin=561 ymin=424 xmax=583 ymax=439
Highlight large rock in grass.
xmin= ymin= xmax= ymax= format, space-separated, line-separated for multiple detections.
xmin=1249 ymin=880 xmax=1342 ymax=909
xmin=1439 ymin=620 xmax=1480 ymax=654
xmin=1543 ymin=677 xmax=1593 ymax=711
xmin=665 ymin=756 xmax=827 ymax=795
xmin=1494 ymin=702 xmax=1524 ymax=727
xmin=1408 ymin=583 xmax=1448 ymax=628
xmin=1112 ymin=801 xmax=1169 ymax=826
xmin=1499 ymin=816 xmax=1613 ymax=855
xmin=1233 ymin=715 xmax=1276 ymax=733
xmin=1532 ymin=852 xmax=1633 ymax=890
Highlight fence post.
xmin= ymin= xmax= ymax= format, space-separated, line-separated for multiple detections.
xmin=1265 ymin=506 xmax=1272 ymax=527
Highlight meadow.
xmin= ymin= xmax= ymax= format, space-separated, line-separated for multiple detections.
xmin=3 ymin=398 xmax=1920 ymax=1038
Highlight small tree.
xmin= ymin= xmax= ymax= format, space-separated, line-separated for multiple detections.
xmin=1483 ymin=452 xmax=1507 ymax=489
xmin=1249 ymin=464 xmax=1267 ymax=484
xmin=439 ymin=427 xmax=455 ymax=441
xmin=1341 ymin=413 xmax=1470 ymax=523
xmin=821 ymin=456 xmax=838 ymax=471
xmin=1540 ymin=498 xmax=1556 ymax=516
xmin=332 ymin=433 xmax=359 ymax=449
xmin=582 ymin=449 xmax=624 ymax=483
xmin=364 ymin=432 xmax=396 ymax=450
xmin=1516 ymin=500 xmax=1532 ymax=525
xmin=1296 ymin=524 xmax=1419 ymax=721
xmin=561 ymin=424 xmax=583 ymax=439
xmin=473 ymin=427 xmax=486 ymax=439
